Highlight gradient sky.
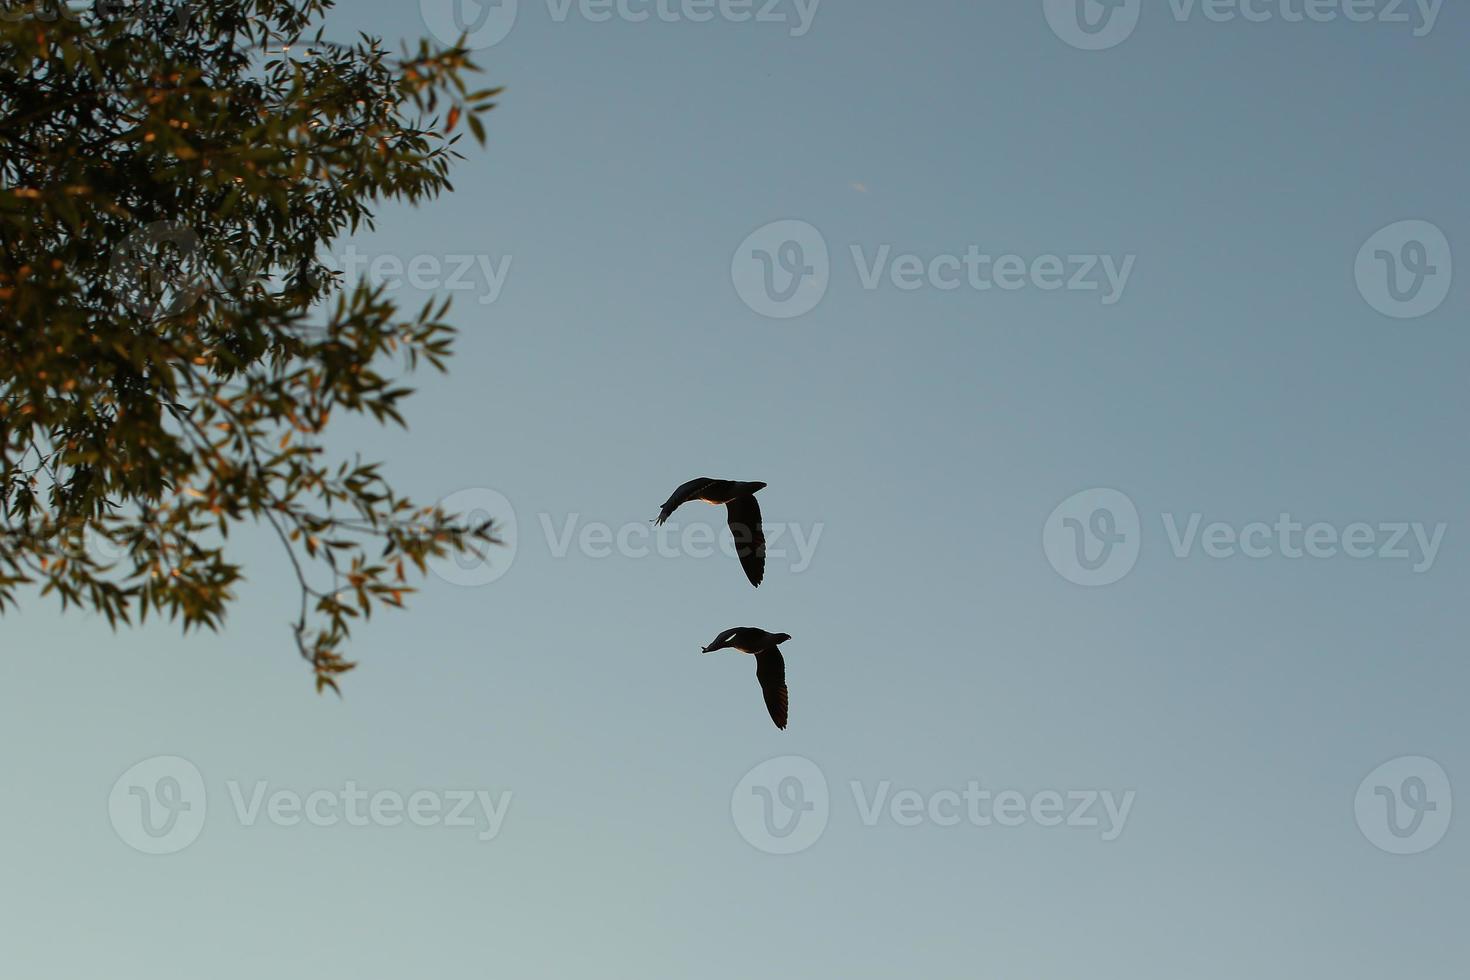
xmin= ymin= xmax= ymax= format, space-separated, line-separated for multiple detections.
xmin=2 ymin=2 xmax=1467 ymax=977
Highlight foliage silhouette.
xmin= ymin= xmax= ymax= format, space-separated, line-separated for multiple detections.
xmin=0 ymin=0 xmax=502 ymax=691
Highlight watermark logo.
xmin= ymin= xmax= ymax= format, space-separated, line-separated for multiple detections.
xmin=422 ymin=0 xmax=821 ymax=48
xmin=545 ymin=0 xmax=821 ymax=34
xmin=2 ymin=2 xmax=194 ymax=34
xmin=82 ymin=523 xmax=130 ymax=567
xmin=108 ymin=757 xmax=512 ymax=852
xmin=427 ymin=487 xmax=518 ymax=587
xmin=1045 ymin=0 xmax=1442 ymax=49
xmin=1355 ymin=756 xmax=1452 ymax=855
xmin=1160 ymin=514 xmax=1446 ymax=572
xmin=109 ymin=221 xmax=210 ymax=321
xmin=1043 ymin=488 xmax=1141 ymax=587
xmin=421 ymin=0 xmax=520 ymax=49
xmin=851 ymin=783 xmax=1135 ymax=839
xmin=733 ymin=220 xmax=1137 ymax=319
xmin=732 ymin=220 xmax=831 ymax=319
xmin=423 ymin=488 xmax=823 ymax=587
xmin=1166 ymin=0 xmax=1443 ymax=35
xmin=540 ymin=513 xmax=823 ymax=573
xmin=731 ymin=755 xmax=830 ymax=855
xmin=108 ymin=755 xmax=208 ymax=855
xmin=1355 ymin=220 xmax=1452 ymax=319
xmin=849 ymin=245 xmax=1134 ymax=303
xmin=338 ymin=244 xmax=512 ymax=306
xmin=1045 ymin=490 xmax=1448 ymax=585
xmin=226 ymin=782 xmax=512 ymax=841
xmin=1044 ymin=0 xmax=1141 ymax=50
xmin=731 ymin=757 xmax=1136 ymax=853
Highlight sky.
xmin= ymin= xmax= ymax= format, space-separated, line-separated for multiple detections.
xmin=2 ymin=1 xmax=1467 ymax=977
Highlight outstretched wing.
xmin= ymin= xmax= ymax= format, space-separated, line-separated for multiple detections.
xmin=754 ymin=650 xmax=788 ymax=730
xmin=656 ymin=478 xmax=713 ymax=526
xmin=726 ymin=495 xmax=766 ymax=587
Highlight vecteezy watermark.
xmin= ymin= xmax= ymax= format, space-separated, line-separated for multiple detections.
xmin=731 ymin=756 xmax=831 ymax=854
xmin=427 ymin=487 xmax=520 ymax=587
xmin=1043 ymin=488 xmax=1143 ymax=587
xmin=731 ymin=756 xmax=1135 ymax=854
xmin=1043 ymin=0 xmax=1143 ymax=50
xmin=108 ymin=755 xmax=512 ymax=854
xmin=108 ymin=221 xmax=213 ymax=321
xmin=1 ymin=1 xmax=194 ymax=33
xmin=335 ymin=244 xmax=512 ymax=306
xmin=421 ymin=0 xmax=522 ymax=49
xmin=1044 ymin=488 xmax=1448 ymax=586
xmin=424 ymin=487 xmax=823 ymax=587
xmin=732 ymin=219 xmax=1136 ymax=319
xmin=420 ymin=0 xmax=820 ymax=50
xmin=1355 ymin=220 xmax=1453 ymax=319
xmin=1355 ymin=756 xmax=1452 ymax=855
xmin=732 ymin=220 xmax=831 ymax=319
xmin=106 ymin=221 xmax=333 ymax=321
xmin=223 ymin=782 xmax=511 ymax=841
xmin=1044 ymin=0 xmax=1443 ymax=50
xmin=539 ymin=514 xmax=823 ymax=570
xmin=108 ymin=756 xmax=208 ymax=855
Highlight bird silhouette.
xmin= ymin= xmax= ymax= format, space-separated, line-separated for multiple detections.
xmin=654 ymin=478 xmax=767 ymax=587
xmin=701 ymin=627 xmax=791 ymax=730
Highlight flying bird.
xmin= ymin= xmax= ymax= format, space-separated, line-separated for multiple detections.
xmin=654 ymin=478 xmax=767 ymax=587
xmin=701 ymin=627 xmax=791 ymax=730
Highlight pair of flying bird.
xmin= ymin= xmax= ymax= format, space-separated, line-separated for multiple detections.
xmin=655 ymin=478 xmax=792 ymax=730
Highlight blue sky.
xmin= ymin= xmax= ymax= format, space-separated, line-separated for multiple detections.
xmin=1 ymin=2 xmax=1466 ymax=977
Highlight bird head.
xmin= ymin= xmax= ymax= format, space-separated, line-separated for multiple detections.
xmin=772 ymin=633 xmax=792 ymax=644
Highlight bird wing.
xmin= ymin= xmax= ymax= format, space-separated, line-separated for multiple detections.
xmin=726 ymin=495 xmax=766 ymax=587
xmin=754 ymin=650 xmax=788 ymax=730
xmin=657 ymin=478 xmax=713 ymax=525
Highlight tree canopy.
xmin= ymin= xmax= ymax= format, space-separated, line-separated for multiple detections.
xmin=0 ymin=0 xmax=502 ymax=691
